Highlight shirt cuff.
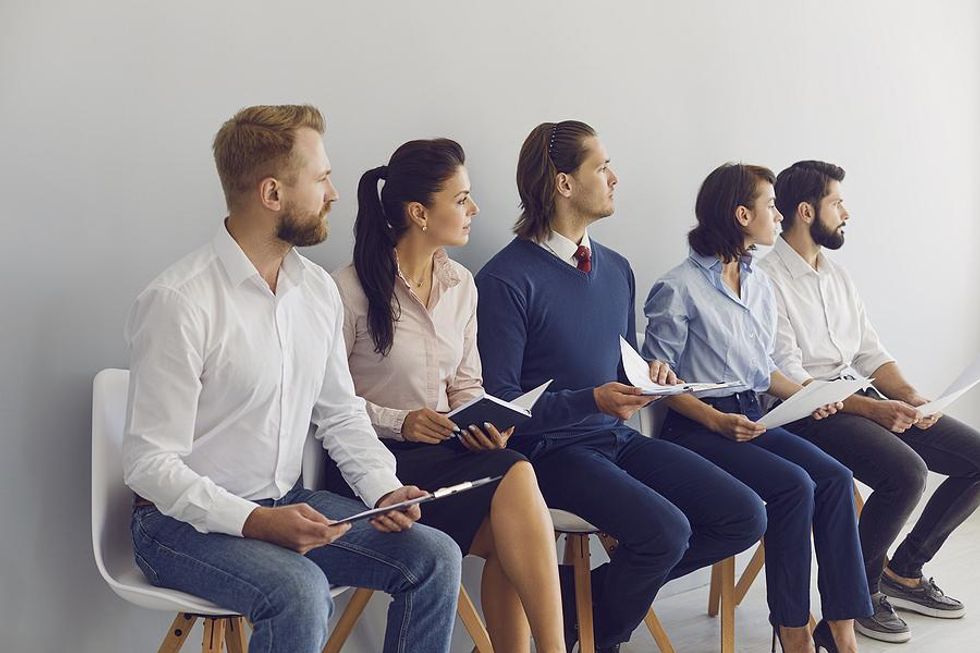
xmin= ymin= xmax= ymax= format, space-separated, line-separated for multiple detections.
xmin=375 ymin=407 xmax=411 ymax=441
xmin=781 ymin=364 xmax=811 ymax=386
xmin=853 ymin=352 xmax=896 ymax=380
xmin=206 ymin=492 xmax=262 ymax=537
xmin=354 ymin=473 xmax=404 ymax=510
xmin=572 ymin=387 xmax=599 ymax=420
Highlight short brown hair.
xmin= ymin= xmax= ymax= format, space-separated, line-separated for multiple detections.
xmin=212 ymin=104 xmax=325 ymax=209
xmin=514 ymin=120 xmax=597 ymax=242
xmin=688 ymin=163 xmax=775 ymax=263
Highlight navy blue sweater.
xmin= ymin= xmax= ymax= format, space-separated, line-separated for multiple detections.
xmin=475 ymin=237 xmax=637 ymax=446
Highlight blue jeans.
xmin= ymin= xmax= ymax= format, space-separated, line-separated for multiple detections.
xmin=132 ymin=487 xmax=462 ymax=653
xmin=662 ymin=391 xmax=873 ymax=626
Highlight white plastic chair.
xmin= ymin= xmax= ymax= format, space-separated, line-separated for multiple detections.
xmin=91 ymin=368 xmax=356 ymax=652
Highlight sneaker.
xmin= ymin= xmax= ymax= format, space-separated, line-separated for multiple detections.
xmin=854 ymin=593 xmax=912 ymax=643
xmin=881 ymin=574 xmax=966 ymax=619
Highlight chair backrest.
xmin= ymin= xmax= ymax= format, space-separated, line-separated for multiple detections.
xmin=302 ymin=427 xmax=327 ymax=491
xmin=639 ymin=400 xmax=669 ymax=438
xmin=634 ymin=332 xmax=670 ymax=438
xmin=91 ymin=368 xmax=133 ymax=588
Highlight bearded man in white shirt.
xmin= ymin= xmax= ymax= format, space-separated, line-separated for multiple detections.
xmin=122 ymin=105 xmax=462 ymax=653
xmin=759 ymin=160 xmax=980 ymax=645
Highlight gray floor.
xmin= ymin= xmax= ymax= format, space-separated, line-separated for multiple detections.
xmin=619 ymin=513 xmax=980 ymax=652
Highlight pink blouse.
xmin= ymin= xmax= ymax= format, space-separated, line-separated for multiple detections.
xmin=331 ymin=249 xmax=483 ymax=440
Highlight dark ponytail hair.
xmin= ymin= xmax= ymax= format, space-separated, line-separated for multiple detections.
xmin=353 ymin=138 xmax=466 ymax=356
xmin=688 ymin=162 xmax=776 ymax=263
xmin=515 ymin=120 xmax=597 ymax=242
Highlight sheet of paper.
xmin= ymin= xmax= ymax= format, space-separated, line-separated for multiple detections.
xmin=759 ymin=378 xmax=871 ymax=429
xmin=619 ymin=337 xmax=737 ymax=395
xmin=916 ymin=354 xmax=980 ymax=416
xmin=512 ymin=379 xmax=553 ymax=411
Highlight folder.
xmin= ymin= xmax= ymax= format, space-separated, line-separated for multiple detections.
xmin=759 ymin=377 xmax=872 ymax=429
xmin=916 ymin=353 xmax=980 ymax=417
xmin=620 ymin=337 xmax=738 ymax=395
xmin=447 ymin=380 xmax=553 ymax=431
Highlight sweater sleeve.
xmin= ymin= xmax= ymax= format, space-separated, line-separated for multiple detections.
xmin=476 ymin=273 xmax=598 ymax=434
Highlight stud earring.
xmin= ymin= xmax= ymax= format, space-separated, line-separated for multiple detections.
xmin=422 ymin=225 xmax=428 ymax=233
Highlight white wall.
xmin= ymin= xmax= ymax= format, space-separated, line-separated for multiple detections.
xmin=2 ymin=1 xmax=978 ymax=651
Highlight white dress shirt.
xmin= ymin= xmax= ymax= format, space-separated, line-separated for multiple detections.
xmin=123 ymin=226 xmax=401 ymax=537
xmin=538 ymin=229 xmax=591 ymax=267
xmin=758 ymin=237 xmax=894 ymax=385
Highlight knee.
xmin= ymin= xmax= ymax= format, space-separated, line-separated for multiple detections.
xmin=408 ymin=526 xmax=463 ymax=591
xmin=776 ymin=466 xmax=817 ymax=511
xmin=825 ymin=461 xmax=855 ymax=492
xmin=500 ymin=458 xmax=537 ymax=490
xmin=267 ymin=566 xmax=333 ymax=647
xmin=739 ymin=493 xmax=768 ymax=545
xmin=895 ymin=454 xmax=929 ymax=500
xmin=633 ymin=506 xmax=691 ymax=565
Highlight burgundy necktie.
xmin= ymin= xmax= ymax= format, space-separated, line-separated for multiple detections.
xmin=574 ymin=245 xmax=592 ymax=273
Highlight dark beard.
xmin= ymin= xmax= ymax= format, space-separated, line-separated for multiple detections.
xmin=810 ymin=206 xmax=844 ymax=250
xmin=277 ymin=204 xmax=329 ymax=247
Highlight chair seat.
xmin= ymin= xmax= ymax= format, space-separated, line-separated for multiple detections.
xmin=550 ymin=509 xmax=600 ymax=534
xmin=106 ymin=562 xmax=351 ymax=615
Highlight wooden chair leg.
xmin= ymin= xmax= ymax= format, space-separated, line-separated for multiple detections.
xmin=718 ymin=556 xmax=736 ymax=653
xmin=458 ymin=584 xmax=494 ymax=653
xmin=708 ymin=561 xmax=723 ymax=617
xmin=158 ymin=613 xmax=197 ymax=653
xmin=224 ymin=617 xmax=247 ymax=653
xmin=734 ymin=540 xmax=766 ymax=605
xmin=201 ymin=618 xmax=225 ymax=653
xmin=568 ymin=534 xmax=595 ymax=653
xmin=643 ymin=608 xmax=676 ymax=653
xmin=854 ymin=482 xmax=866 ymax=517
xmin=323 ymin=588 xmax=374 ymax=653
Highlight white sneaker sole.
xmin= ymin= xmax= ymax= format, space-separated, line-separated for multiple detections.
xmin=887 ymin=596 xmax=966 ymax=619
xmin=854 ymin=621 xmax=912 ymax=643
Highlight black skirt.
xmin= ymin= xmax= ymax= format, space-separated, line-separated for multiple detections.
xmin=325 ymin=439 xmax=526 ymax=553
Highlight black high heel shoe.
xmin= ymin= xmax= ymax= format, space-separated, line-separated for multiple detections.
xmin=811 ymin=619 xmax=840 ymax=653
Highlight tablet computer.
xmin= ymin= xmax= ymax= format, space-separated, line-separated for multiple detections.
xmin=333 ymin=475 xmax=503 ymax=525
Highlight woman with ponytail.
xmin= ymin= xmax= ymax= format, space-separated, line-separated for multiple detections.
xmin=330 ymin=139 xmax=566 ymax=653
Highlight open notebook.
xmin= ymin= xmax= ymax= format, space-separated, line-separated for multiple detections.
xmin=447 ymin=380 xmax=553 ymax=431
xmin=620 ymin=337 xmax=739 ymax=395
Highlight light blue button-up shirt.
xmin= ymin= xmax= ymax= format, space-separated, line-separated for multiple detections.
xmin=642 ymin=250 xmax=779 ymax=397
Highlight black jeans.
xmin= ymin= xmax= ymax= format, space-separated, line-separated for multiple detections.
xmin=787 ymin=396 xmax=980 ymax=594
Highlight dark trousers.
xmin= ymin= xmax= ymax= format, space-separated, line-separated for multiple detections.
xmin=661 ymin=392 xmax=873 ymax=627
xmin=787 ymin=396 xmax=980 ymax=594
xmin=523 ymin=426 xmax=767 ymax=647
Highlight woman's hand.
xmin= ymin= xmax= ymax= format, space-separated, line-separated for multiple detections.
xmin=401 ymin=408 xmax=458 ymax=444
xmin=710 ymin=412 xmax=766 ymax=442
xmin=457 ymin=422 xmax=516 ymax=451
xmin=648 ymin=359 xmax=680 ymax=385
xmin=811 ymin=401 xmax=844 ymax=421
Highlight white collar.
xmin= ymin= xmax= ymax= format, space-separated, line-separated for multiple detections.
xmin=539 ymin=229 xmax=591 ymax=266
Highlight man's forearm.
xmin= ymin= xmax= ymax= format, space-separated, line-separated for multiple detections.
xmin=841 ymin=392 xmax=880 ymax=418
xmin=870 ymin=362 xmax=918 ymax=403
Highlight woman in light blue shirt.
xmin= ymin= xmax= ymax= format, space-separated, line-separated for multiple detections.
xmin=643 ymin=163 xmax=872 ymax=653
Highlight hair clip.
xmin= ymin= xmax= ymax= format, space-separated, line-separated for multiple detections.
xmin=548 ymin=123 xmax=559 ymax=156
